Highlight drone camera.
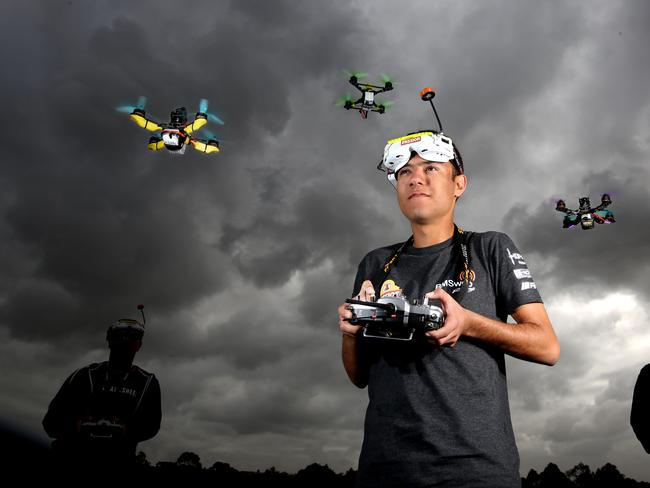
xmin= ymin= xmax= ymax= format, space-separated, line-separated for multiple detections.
xmin=580 ymin=214 xmax=595 ymax=230
xmin=170 ymin=107 xmax=188 ymax=126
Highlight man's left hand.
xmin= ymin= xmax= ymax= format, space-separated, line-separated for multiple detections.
xmin=423 ymin=288 xmax=471 ymax=347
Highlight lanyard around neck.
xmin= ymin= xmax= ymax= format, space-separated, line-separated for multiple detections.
xmin=376 ymin=224 xmax=471 ymax=302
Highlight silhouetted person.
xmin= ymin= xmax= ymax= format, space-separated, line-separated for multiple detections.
xmin=631 ymin=363 xmax=650 ymax=453
xmin=43 ymin=305 xmax=161 ymax=480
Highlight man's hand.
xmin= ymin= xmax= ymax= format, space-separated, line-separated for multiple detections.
xmin=424 ymin=288 xmax=560 ymax=365
xmin=423 ymin=287 xmax=469 ymax=347
xmin=338 ymin=280 xmax=375 ymax=337
xmin=340 ymin=280 xmax=374 ymax=388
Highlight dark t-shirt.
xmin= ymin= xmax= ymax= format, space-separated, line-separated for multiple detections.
xmin=352 ymin=231 xmax=542 ymax=488
xmin=43 ymin=361 xmax=162 ymax=464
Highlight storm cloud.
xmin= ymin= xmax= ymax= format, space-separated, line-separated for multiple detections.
xmin=1 ymin=0 xmax=649 ymax=481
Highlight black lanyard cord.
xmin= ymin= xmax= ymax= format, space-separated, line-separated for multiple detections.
xmin=376 ymin=224 xmax=471 ymax=302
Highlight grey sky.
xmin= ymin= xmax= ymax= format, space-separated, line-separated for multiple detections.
xmin=1 ymin=0 xmax=649 ymax=481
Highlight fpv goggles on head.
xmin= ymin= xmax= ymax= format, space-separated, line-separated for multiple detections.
xmin=379 ymin=131 xmax=460 ymax=187
xmin=378 ymin=87 xmax=464 ymax=187
xmin=106 ymin=304 xmax=146 ymax=340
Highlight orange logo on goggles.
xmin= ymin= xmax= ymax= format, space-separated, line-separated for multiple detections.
xmin=400 ymin=136 xmax=421 ymax=145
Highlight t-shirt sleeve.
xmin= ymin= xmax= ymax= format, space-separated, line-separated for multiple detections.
xmin=488 ymin=232 xmax=543 ymax=315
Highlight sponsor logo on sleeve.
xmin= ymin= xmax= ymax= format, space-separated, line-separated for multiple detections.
xmin=513 ymin=268 xmax=532 ymax=280
xmin=507 ymin=248 xmax=527 ymax=266
xmin=521 ymin=281 xmax=537 ymax=291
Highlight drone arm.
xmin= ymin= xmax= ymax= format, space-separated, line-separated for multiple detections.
xmin=184 ymin=114 xmax=208 ymax=134
xmin=592 ymin=202 xmax=611 ymax=212
xmin=190 ymin=139 xmax=220 ymax=154
xmin=129 ymin=113 xmax=162 ymax=132
xmin=348 ymin=79 xmax=363 ymax=92
xmin=356 ymin=82 xmax=384 ymax=92
xmin=147 ymin=137 xmax=165 ymax=151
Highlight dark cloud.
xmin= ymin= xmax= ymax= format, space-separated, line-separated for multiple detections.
xmin=2 ymin=0 xmax=650 ymax=481
xmin=218 ymin=182 xmax=391 ymax=288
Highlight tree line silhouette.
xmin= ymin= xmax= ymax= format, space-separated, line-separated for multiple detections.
xmin=127 ymin=451 xmax=649 ymax=487
xmin=2 ymin=424 xmax=648 ymax=487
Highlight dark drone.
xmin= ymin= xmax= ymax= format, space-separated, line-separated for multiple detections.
xmin=555 ymin=194 xmax=615 ymax=230
xmin=336 ymin=71 xmax=394 ymax=119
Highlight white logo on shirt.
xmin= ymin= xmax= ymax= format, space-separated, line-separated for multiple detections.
xmin=521 ymin=281 xmax=537 ymax=291
xmin=513 ymin=268 xmax=531 ymax=280
xmin=507 ymin=248 xmax=527 ymax=266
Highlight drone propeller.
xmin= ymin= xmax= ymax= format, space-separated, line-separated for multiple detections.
xmin=343 ymin=69 xmax=368 ymax=80
xmin=198 ymin=98 xmax=209 ymax=114
xmin=198 ymin=129 xmax=231 ymax=144
xmin=335 ymin=93 xmax=355 ymax=107
xmin=199 ymin=128 xmax=219 ymax=141
xmin=116 ymin=95 xmax=147 ymax=114
xmin=377 ymin=100 xmax=395 ymax=113
xmin=379 ymin=73 xmax=397 ymax=89
xmin=197 ymin=98 xmax=225 ymax=125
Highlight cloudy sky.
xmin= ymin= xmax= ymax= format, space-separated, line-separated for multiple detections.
xmin=2 ymin=0 xmax=649 ymax=481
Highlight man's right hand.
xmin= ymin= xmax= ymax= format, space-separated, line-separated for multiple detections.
xmin=338 ymin=280 xmax=375 ymax=337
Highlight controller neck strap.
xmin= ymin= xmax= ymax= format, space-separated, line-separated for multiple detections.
xmin=376 ymin=224 xmax=471 ymax=304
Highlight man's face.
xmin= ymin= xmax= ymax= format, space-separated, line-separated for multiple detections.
xmin=108 ymin=331 xmax=142 ymax=357
xmin=395 ymin=154 xmax=466 ymax=225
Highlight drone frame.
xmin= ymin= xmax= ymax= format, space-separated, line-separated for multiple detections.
xmin=555 ymin=194 xmax=615 ymax=229
xmin=122 ymin=100 xmax=221 ymax=154
xmin=343 ymin=75 xmax=394 ymax=119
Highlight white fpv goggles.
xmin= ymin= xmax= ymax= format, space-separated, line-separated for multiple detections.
xmin=106 ymin=318 xmax=145 ymax=340
xmin=378 ymin=131 xmax=461 ymax=187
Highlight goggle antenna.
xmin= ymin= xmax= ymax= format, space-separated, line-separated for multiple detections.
xmin=137 ymin=304 xmax=146 ymax=325
xmin=420 ymin=87 xmax=444 ymax=133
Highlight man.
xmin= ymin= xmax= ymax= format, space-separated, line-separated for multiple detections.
xmin=631 ymin=363 xmax=650 ymax=453
xmin=43 ymin=306 xmax=161 ymax=478
xmin=338 ymin=130 xmax=560 ymax=487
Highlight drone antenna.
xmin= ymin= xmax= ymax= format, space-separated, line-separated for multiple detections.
xmin=137 ymin=304 xmax=146 ymax=325
xmin=420 ymin=87 xmax=443 ymax=132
